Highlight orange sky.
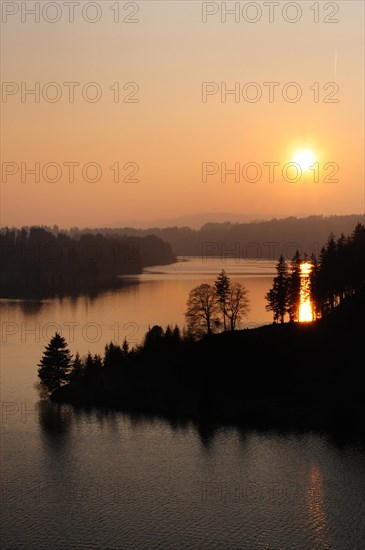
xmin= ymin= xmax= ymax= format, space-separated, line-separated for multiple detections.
xmin=1 ymin=1 xmax=364 ymax=227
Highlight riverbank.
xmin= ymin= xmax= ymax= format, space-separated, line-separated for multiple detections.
xmin=51 ymin=291 xmax=365 ymax=440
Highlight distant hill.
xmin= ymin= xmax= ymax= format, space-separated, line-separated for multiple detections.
xmin=109 ymin=212 xmax=299 ymax=230
xmin=89 ymin=214 xmax=364 ymax=260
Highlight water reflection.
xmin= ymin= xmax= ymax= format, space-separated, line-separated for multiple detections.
xmin=37 ymin=403 xmax=363 ymax=453
xmin=193 ymin=420 xmax=219 ymax=450
xmin=306 ymin=463 xmax=329 ymax=549
xmin=38 ymin=400 xmax=73 ymax=436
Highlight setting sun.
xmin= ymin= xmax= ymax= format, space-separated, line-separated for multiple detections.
xmin=293 ymin=149 xmax=316 ymax=171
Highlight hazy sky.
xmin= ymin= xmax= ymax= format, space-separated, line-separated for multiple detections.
xmin=1 ymin=0 xmax=364 ymax=227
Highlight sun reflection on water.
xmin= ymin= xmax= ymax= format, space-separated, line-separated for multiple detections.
xmin=306 ymin=464 xmax=330 ymax=549
xmin=299 ymin=262 xmax=313 ymax=322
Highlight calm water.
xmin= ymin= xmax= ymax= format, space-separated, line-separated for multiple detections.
xmin=1 ymin=257 xmax=365 ymax=549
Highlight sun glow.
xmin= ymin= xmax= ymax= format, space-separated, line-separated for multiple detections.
xmin=299 ymin=262 xmax=314 ymax=322
xmin=293 ymin=149 xmax=316 ymax=171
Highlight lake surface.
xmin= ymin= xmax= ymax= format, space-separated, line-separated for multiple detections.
xmin=1 ymin=257 xmax=365 ymax=549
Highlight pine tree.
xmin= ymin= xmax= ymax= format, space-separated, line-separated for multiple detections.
xmin=164 ymin=325 xmax=173 ymax=339
xmin=214 ymin=270 xmax=230 ymax=331
xmin=172 ymin=325 xmax=181 ymax=343
xmin=93 ymin=354 xmax=102 ymax=369
xmin=265 ymin=255 xmax=289 ymax=323
xmin=70 ymin=352 xmax=84 ymax=381
xmin=84 ymin=351 xmax=95 ymax=376
xmin=104 ymin=342 xmax=123 ymax=368
xmin=122 ymin=338 xmax=129 ymax=356
xmin=38 ymin=332 xmax=72 ymax=392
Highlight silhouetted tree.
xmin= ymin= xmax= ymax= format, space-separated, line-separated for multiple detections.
xmin=93 ymin=354 xmax=103 ymax=369
xmin=318 ymin=233 xmax=338 ymax=312
xmin=225 ymin=282 xmax=250 ymax=330
xmin=143 ymin=325 xmax=165 ymax=351
xmin=214 ymin=270 xmax=230 ymax=330
xmin=85 ymin=352 xmax=95 ymax=376
xmin=265 ymin=255 xmax=289 ymax=323
xmin=104 ymin=342 xmax=124 ymax=368
xmin=172 ymin=325 xmax=181 ymax=343
xmin=165 ymin=325 xmax=173 ymax=339
xmin=350 ymin=223 xmax=365 ymax=290
xmin=38 ymin=332 xmax=72 ymax=392
xmin=122 ymin=338 xmax=129 ymax=356
xmin=70 ymin=352 xmax=84 ymax=381
xmin=185 ymin=283 xmax=219 ymax=338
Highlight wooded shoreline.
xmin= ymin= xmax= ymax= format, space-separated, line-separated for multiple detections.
xmin=51 ymin=290 xmax=365 ymax=441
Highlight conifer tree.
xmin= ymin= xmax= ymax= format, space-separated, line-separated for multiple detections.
xmin=38 ymin=332 xmax=72 ymax=392
xmin=214 ymin=270 xmax=230 ymax=331
xmin=265 ymin=255 xmax=289 ymax=323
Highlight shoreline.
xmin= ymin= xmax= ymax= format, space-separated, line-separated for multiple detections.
xmin=51 ymin=292 xmax=365 ymax=442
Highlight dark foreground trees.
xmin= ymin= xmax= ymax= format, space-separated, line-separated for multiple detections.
xmin=38 ymin=332 xmax=72 ymax=392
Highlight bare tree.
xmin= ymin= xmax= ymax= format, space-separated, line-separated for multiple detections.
xmin=225 ymin=282 xmax=250 ymax=330
xmin=185 ymin=283 xmax=220 ymax=338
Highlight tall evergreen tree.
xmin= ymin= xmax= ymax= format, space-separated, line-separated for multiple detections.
xmin=93 ymin=354 xmax=103 ymax=370
xmin=122 ymin=338 xmax=129 ymax=356
xmin=318 ymin=233 xmax=337 ymax=313
xmin=104 ymin=342 xmax=124 ymax=368
xmin=38 ymin=332 xmax=72 ymax=392
xmin=69 ymin=351 xmax=84 ymax=381
xmin=265 ymin=255 xmax=289 ymax=323
xmin=214 ymin=270 xmax=230 ymax=331
xmin=172 ymin=325 xmax=181 ymax=343
xmin=84 ymin=352 xmax=95 ymax=376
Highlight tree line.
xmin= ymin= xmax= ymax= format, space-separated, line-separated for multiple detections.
xmin=38 ymin=332 xmax=132 ymax=392
xmin=265 ymin=223 xmax=365 ymax=322
xmin=0 ymin=226 xmax=175 ymax=296
xmin=95 ymin=214 xmax=363 ymax=258
xmin=38 ymin=326 xmax=185 ymax=393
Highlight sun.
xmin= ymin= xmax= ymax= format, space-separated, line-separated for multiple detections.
xmin=292 ymin=149 xmax=316 ymax=171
